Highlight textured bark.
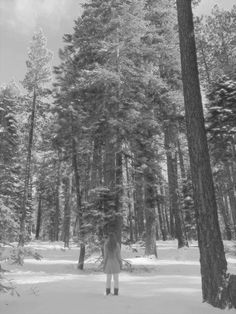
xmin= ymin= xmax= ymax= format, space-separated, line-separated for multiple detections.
xmin=176 ymin=0 xmax=236 ymax=308
xmin=19 ymin=89 xmax=37 ymax=246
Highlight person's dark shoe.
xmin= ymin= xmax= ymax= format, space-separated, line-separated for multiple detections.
xmin=114 ymin=288 xmax=119 ymax=296
xmin=106 ymin=288 xmax=111 ymax=295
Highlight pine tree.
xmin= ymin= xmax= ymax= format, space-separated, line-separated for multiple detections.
xmin=0 ymin=82 xmax=21 ymax=242
xmin=19 ymin=28 xmax=53 ymax=246
xmin=176 ymin=0 xmax=236 ymax=308
xmin=206 ymin=76 xmax=236 ymax=234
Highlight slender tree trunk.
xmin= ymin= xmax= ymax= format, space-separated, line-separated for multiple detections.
xmin=19 ymin=88 xmax=37 ymax=246
xmin=164 ymin=120 xmax=187 ymax=248
xmin=54 ymin=154 xmax=61 ymax=241
xmin=115 ymin=150 xmax=123 ymax=244
xmin=176 ymin=0 xmax=236 ymax=308
xmin=62 ymin=176 xmax=72 ymax=248
xmin=216 ymin=185 xmax=232 ymax=240
xmin=225 ymin=163 xmax=236 ymax=230
xmin=164 ymin=121 xmax=176 ymax=238
xmin=134 ymin=171 xmax=145 ymax=239
xmin=35 ymin=192 xmax=42 ymax=240
xmin=71 ymin=132 xmax=85 ymax=270
xmin=103 ymin=136 xmax=117 ymax=235
xmin=177 ymin=138 xmax=186 ymax=180
xmin=160 ymin=182 xmax=170 ymax=236
xmin=125 ymin=156 xmax=134 ymax=243
xmin=223 ymin=193 xmax=236 ymax=239
xmin=144 ymin=168 xmax=157 ymax=257
xmin=157 ymin=197 xmax=167 ymax=241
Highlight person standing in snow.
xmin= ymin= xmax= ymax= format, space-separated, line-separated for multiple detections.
xmin=103 ymin=232 xmax=122 ymax=296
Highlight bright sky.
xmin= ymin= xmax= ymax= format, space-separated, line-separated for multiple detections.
xmin=0 ymin=0 xmax=235 ymax=86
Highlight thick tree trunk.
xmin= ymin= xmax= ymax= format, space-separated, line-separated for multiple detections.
xmin=176 ymin=0 xmax=236 ymax=308
xmin=19 ymin=89 xmax=37 ymax=246
xmin=144 ymin=168 xmax=157 ymax=257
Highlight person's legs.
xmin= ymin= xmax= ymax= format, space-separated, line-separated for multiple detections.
xmin=106 ymin=274 xmax=112 ymax=295
xmin=113 ymin=273 xmax=119 ymax=295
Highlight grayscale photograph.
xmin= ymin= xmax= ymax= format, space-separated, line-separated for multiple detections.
xmin=0 ymin=0 xmax=236 ymax=313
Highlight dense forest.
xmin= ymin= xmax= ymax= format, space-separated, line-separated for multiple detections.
xmin=0 ymin=0 xmax=236 ymax=309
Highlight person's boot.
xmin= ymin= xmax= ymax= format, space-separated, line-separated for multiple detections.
xmin=106 ymin=288 xmax=111 ymax=295
xmin=114 ymin=288 xmax=119 ymax=296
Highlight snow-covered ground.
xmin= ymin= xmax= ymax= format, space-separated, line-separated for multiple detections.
xmin=0 ymin=240 xmax=236 ymax=314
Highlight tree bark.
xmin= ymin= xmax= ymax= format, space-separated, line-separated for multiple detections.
xmin=176 ymin=0 xmax=236 ymax=308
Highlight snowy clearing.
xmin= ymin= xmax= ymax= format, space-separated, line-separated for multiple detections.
xmin=0 ymin=240 xmax=236 ymax=314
